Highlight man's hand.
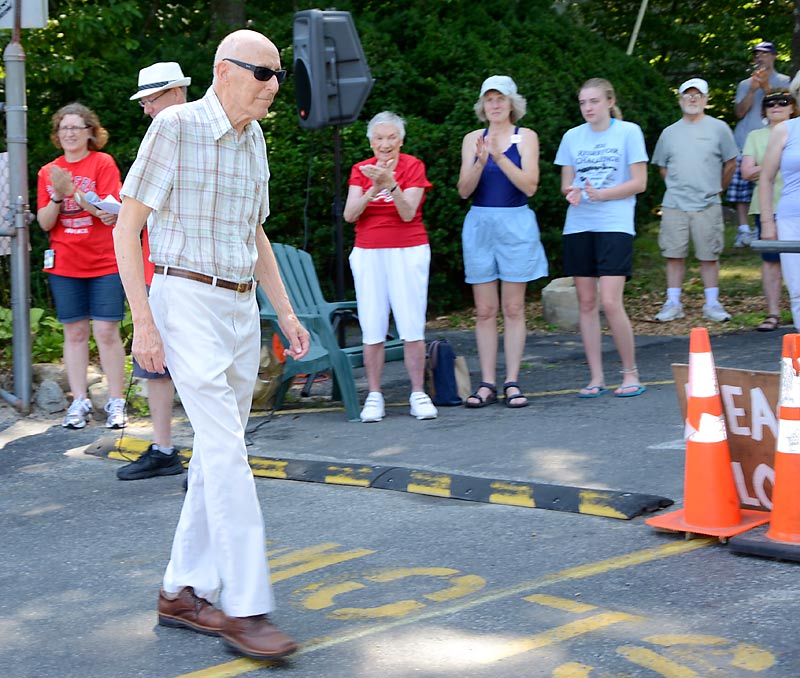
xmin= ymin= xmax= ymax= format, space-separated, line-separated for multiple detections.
xmin=278 ymin=313 xmax=310 ymax=361
xmin=132 ymin=319 xmax=167 ymax=374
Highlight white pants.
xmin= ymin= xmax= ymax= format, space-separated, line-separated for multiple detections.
xmin=149 ymin=274 xmax=273 ymax=617
xmin=778 ymin=216 xmax=800 ymax=331
xmin=349 ymin=245 xmax=430 ymax=345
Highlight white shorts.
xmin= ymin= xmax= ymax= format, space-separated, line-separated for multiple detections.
xmin=349 ymin=245 xmax=430 ymax=345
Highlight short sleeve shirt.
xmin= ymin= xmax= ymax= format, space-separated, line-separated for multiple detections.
xmin=37 ymin=151 xmax=122 ymax=277
xmin=554 ymin=119 xmax=649 ymax=235
xmin=651 ymin=116 xmax=739 ymax=211
xmin=348 ymin=153 xmax=432 ymax=248
xmin=742 ymin=127 xmax=782 ymax=215
xmin=121 ymin=86 xmax=269 ymax=281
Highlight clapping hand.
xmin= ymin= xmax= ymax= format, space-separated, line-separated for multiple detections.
xmin=49 ymin=166 xmax=75 ymax=199
xmin=360 ymin=158 xmax=396 ymax=192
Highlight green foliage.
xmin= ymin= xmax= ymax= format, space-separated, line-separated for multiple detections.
xmin=0 ymin=306 xmax=64 ymax=363
xmin=3 ymin=0 xmax=683 ymax=317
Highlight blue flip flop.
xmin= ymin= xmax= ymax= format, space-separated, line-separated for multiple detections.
xmin=614 ymin=384 xmax=646 ymax=398
xmin=577 ymin=385 xmax=609 ymax=399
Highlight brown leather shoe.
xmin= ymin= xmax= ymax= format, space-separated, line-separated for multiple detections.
xmin=220 ymin=615 xmax=298 ymax=659
xmin=157 ymin=587 xmax=227 ymax=637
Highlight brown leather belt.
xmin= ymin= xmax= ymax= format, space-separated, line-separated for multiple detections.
xmin=153 ymin=265 xmax=254 ymax=293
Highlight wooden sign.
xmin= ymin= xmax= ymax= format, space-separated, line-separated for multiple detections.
xmin=672 ymin=364 xmax=779 ymax=512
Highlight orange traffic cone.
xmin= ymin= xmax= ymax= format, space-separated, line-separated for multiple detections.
xmin=647 ymin=328 xmax=770 ymax=538
xmin=730 ymin=333 xmax=800 ymax=560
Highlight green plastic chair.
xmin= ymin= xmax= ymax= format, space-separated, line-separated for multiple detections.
xmin=257 ymin=243 xmax=404 ymax=421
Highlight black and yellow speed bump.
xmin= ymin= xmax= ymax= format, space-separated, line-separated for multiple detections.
xmin=87 ymin=436 xmax=673 ymax=520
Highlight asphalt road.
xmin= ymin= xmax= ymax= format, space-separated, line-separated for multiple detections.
xmin=1 ymin=327 xmax=799 ymax=677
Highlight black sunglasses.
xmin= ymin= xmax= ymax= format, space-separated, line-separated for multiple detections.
xmin=765 ymin=98 xmax=793 ymax=108
xmin=224 ymin=58 xmax=287 ymax=84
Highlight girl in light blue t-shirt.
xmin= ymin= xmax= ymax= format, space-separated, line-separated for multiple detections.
xmin=554 ymin=78 xmax=649 ymax=399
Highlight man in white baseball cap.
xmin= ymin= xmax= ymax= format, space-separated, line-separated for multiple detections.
xmin=651 ymin=77 xmax=739 ymax=323
xmin=130 ymin=61 xmax=191 ymax=118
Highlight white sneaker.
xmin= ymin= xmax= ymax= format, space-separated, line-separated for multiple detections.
xmin=63 ymin=398 xmax=92 ymax=429
xmin=655 ymin=301 xmax=685 ymax=322
xmin=733 ymin=229 xmax=755 ymax=248
xmin=703 ymin=302 xmax=731 ymax=322
xmin=360 ymin=392 xmax=385 ymax=423
xmin=104 ymin=398 xmax=127 ymax=429
xmin=409 ymin=392 xmax=438 ymax=420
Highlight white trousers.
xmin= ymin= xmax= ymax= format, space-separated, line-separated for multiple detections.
xmin=149 ymin=274 xmax=273 ymax=617
xmin=349 ymin=245 xmax=430 ymax=345
xmin=778 ymin=216 xmax=800 ymax=331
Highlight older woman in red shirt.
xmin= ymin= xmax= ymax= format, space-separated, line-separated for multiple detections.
xmin=343 ymin=111 xmax=437 ymax=423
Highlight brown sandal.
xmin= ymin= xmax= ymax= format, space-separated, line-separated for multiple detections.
xmin=756 ymin=314 xmax=780 ymax=332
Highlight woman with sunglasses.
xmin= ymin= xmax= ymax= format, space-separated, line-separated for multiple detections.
xmin=457 ymin=75 xmax=548 ymax=409
xmin=741 ymin=89 xmax=798 ymax=331
xmin=554 ymin=78 xmax=648 ymax=399
xmin=36 ymin=103 xmax=126 ymax=430
xmin=759 ymin=75 xmax=800 ymax=332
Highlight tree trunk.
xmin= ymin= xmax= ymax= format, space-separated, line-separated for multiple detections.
xmin=794 ymin=0 xmax=800 ymax=75
xmin=211 ymin=0 xmax=246 ymax=27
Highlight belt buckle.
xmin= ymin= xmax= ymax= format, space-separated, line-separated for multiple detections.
xmin=236 ymin=281 xmax=249 ymax=293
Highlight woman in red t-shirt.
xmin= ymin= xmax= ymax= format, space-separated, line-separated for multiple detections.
xmin=36 ymin=103 xmax=127 ymax=430
xmin=343 ymin=111 xmax=437 ymax=423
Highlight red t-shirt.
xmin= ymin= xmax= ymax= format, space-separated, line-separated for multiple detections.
xmin=348 ymin=153 xmax=432 ymax=248
xmin=142 ymin=227 xmax=155 ymax=286
xmin=37 ymin=151 xmax=122 ymax=277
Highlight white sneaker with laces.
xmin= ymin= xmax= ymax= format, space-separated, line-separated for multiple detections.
xmin=104 ymin=397 xmax=127 ymax=429
xmin=360 ymin=392 xmax=385 ymax=423
xmin=733 ymin=229 xmax=755 ymax=248
xmin=703 ymin=302 xmax=731 ymax=322
xmin=63 ymin=398 xmax=92 ymax=429
xmin=409 ymin=392 xmax=438 ymax=420
xmin=655 ymin=301 xmax=685 ymax=322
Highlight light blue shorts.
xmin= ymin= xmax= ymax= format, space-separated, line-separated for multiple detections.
xmin=462 ymin=205 xmax=548 ymax=284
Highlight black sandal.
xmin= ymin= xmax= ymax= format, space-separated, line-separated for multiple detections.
xmin=465 ymin=382 xmax=498 ymax=408
xmin=503 ymin=381 xmax=529 ymax=408
xmin=756 ymin=314 xmax=780 ymax=332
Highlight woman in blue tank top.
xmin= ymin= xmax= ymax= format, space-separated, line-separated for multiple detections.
xmin=457 ymin=75 xmax=548 ymax=409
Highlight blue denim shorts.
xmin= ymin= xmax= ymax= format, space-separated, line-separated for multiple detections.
xmin=461 ymin=205 xmax=548 ymax=284
xmin=48 ymin=273 xmax=126 ymax=323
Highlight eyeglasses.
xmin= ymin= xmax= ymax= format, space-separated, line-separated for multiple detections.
xmin=681 ymin=92 xmax=705 ymax=100
xmin=139 ymin=90 xmax=168 ymax=108
xmin=58 ymin=125 xmax=90 ymax=133
xmin=765 ymin=98 xmax=793 ymax=108
xmin=223 ymin=58 xmax=287 ymax=84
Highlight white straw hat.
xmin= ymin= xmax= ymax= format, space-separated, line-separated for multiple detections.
xmin=130 ymin=62 xmax=191 ymax=101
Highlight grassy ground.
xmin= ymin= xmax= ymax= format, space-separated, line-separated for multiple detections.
xmin=428 ymin=218 xmax=789 ymax=336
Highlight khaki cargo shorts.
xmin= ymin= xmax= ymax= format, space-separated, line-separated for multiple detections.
xmin=658 ymin=204 xmax=724 ymax=261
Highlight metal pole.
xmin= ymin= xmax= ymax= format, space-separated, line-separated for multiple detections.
xmin=1 ymin=1 xmax=32 ymax=413
xmin=626 ymin=0 xmax=649 ymax=56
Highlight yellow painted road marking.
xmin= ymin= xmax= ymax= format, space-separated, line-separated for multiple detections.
xmin=478 ymin=611 xmax=642 ymax=663
xmin=617 ymin=645 xmax=699 ymax=677
xmin=407 ymin=471 xmax=452 ymax=497
xmin=177 ymin=538 xmax=712 ymax=678
xmin=523 ymin=593 xmax=598 ymax=614
xmin=489 ymin=481 xmax=536 ymax=508
xmin=269 ymin=543 xmax=374 ymax=584
xmin=553 ymin=662 xmax=593 ymax=677
xmin=251 ymin=380 xmax=677 ymax=417
xmin=323 ymin=465 xmax=375 ymax=487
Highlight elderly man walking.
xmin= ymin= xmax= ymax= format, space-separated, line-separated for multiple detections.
xmin=114 ymin=30 xmax=309 ymax=659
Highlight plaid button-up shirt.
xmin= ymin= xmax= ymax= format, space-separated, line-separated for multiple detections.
xmin=122 ymin=86 xmax=270 ymax=282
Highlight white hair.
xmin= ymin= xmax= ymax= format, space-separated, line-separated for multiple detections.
xmin=366 ymin=111 xmax=406 ymax=140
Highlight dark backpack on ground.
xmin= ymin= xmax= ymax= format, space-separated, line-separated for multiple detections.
xmin=425 ymin=339 xmax=463 ymax=406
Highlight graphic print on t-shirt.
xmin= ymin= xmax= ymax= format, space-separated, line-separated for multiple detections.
xmin=574 ymin=142 xmax=619 ymax=189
